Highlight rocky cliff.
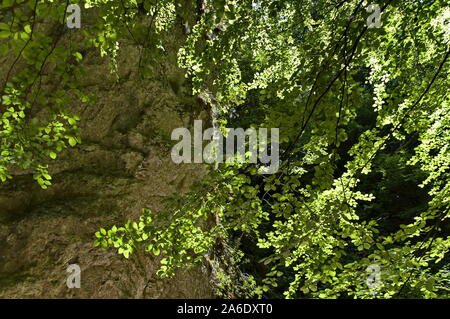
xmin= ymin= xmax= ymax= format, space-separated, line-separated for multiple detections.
xmin=0 ymin=7 xmax=213 ymax=298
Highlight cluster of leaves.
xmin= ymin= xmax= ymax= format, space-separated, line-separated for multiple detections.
xmin=97 ymin=0 xmax=449 ymax=298
xmin=0 ymin=0 xmax=88 ymax=186
xmin=2 ymin=0 xmax=449 ymax=298
xmin=95 ymin=169 xmax=261 ymax=297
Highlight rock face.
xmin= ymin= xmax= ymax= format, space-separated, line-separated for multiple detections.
xmin=0 ymin=9 xmax=213 ymax=298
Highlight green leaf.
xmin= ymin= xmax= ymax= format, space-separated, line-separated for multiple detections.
xmin=73 ymin=52 xmax=83 ymax=62
xmin=0 ymin=31 xmax=10 ymax=39
xmin=68 ymin=137 xmax=77 ymax=147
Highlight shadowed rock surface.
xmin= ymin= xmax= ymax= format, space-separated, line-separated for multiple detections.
xmin=0 ymin=7 xmax=213 ymax=298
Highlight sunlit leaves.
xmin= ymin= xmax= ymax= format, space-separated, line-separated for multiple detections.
xmin=2 ymin=0 xmax=447 ymax=299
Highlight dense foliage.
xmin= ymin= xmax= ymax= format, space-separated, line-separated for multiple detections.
xmin=1 ymin=0 xmax=449 ymax=298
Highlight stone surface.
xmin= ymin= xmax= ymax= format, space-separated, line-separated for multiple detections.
xmin=0 ymin=8 xmax=213 ymax=298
